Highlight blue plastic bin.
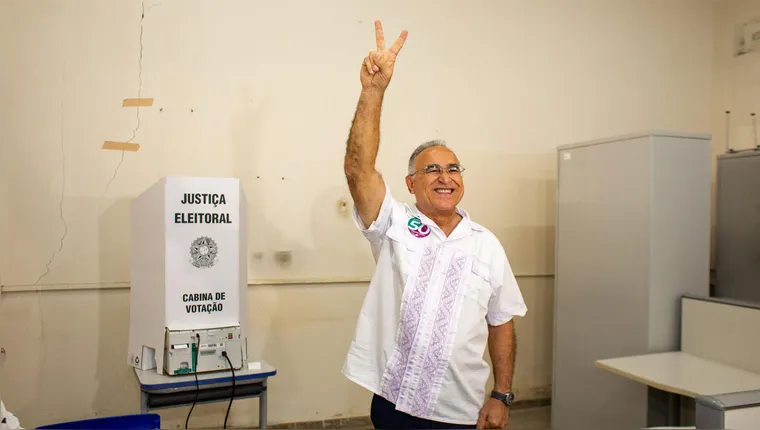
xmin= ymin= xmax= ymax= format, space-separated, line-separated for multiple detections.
xmin=37 ymin=413 xmax=161 ymax=429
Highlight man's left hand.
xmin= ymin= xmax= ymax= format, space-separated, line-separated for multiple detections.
xmin=476 ymin=399 xmax=509 ymax=429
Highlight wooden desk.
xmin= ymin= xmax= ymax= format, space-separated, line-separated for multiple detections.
xmin=596 ymin=352 xmax=760 ymax=427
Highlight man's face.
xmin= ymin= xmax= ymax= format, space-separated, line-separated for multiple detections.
xmin=405 ymin=146 xmax=465 ymax=216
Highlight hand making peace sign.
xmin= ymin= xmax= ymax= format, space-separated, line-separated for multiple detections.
xmin=361 ymin=20 xmax=408 ymax=91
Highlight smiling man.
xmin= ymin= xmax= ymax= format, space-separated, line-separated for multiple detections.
xmin=342 ymin=21 xmax=528 ymax=430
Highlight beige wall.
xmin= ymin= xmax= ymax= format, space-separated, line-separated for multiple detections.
xmin=0 ymin=0 xmax=717 ymax=428
xmin=712 ymin=0 xmax=760 ymax=154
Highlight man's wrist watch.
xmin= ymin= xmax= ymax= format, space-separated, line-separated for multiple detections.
xmin=491 ymin=390 xmax=515 ymax=407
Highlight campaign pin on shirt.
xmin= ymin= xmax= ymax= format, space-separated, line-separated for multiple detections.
xmin=408 ymin=216 xmax=431 ymax=238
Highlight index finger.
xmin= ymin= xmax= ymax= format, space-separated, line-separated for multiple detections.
xmin=389 ymin=30 xmax=408 ymax=55
xmin=374 ymin=20 xmax=385 ymax=51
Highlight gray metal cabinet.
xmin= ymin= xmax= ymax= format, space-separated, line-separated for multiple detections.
xmin=714 ymin=150 xmax=760 ymax=304
xmin=696 ymin=389 xmax=760 ymax=429
xmin=551 ymin=132 xmax=712 ymax=430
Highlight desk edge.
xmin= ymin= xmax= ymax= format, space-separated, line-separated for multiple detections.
xmin=594 ymin=360 xmax=699 ymax=398
xmin=139 ymin=369 xmax=277 ymax=391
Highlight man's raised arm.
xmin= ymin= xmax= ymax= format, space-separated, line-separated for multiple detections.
xmin=344 ymin=20 xmax=407 ymax=229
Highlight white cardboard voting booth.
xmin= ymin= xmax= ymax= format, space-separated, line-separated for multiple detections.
xmin=127 ymin=176 xmax=248 ymax=376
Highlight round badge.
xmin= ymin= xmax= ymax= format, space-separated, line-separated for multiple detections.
xmin=408 ymin=217 xmax=431 ymax=238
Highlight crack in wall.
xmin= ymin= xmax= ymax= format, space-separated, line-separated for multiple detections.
xmin=29 ymin=2 xmax=151 ymax=400
xmin=34 ymin=66 xmax=68 ymax=287
xmin=30 ymin=49 xmax=67 ymax=418
xmin=35 ymin=1 xmax=150 ymax=287
xmin=103 ymin=1 xmax=146 ymax=197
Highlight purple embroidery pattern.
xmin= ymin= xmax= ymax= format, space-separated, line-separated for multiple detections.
xmin=380 ymin=246 xmax=468 ymax=419
xmin=380 ymin=245 xmax=438 ymax=402
xmin=409 ymin=255 xmax=467 ymax=417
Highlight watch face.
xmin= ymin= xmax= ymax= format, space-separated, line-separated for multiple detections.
xmin=506 ymin=392 xmax=515 ymax=405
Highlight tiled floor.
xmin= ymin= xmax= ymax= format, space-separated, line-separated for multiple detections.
xmin=269 ymin=406 xmax=551 ymax=429
xmin=506 ymin=406 xmax=551 ymax=430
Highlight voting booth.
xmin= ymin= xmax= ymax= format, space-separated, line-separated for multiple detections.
xmin=127 ymin=176 xmax=248 ymax=376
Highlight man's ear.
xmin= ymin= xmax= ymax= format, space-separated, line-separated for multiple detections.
xmin=405 ymin=175 xmax=414 ymax=194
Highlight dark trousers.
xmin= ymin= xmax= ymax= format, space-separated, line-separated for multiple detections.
xmin=370 ymin=394 xmax=477 ymax=429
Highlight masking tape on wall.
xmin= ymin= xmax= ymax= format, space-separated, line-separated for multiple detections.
xmin=102 ymin=141 xmax=140 ymax=151
xmin=122 ymin=98 xmax=154 ymax=107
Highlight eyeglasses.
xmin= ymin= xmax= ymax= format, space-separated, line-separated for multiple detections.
xmin=410 ymin=163 xmax=466 ymax=177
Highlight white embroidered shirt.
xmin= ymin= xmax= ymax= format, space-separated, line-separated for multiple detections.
xmin=342 ymin=185 xmax=528 ymax=425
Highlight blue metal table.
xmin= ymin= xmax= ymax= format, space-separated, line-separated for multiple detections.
xmin=134 ymin=361 xmax=276 ymax=429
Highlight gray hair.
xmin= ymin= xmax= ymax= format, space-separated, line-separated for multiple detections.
xmin=408 ymin=139 xmax=448 ymax=175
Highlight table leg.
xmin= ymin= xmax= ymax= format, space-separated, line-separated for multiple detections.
xmin=259 ymin=381 xmax=268 ymax=430
xmin=140 ymin=391 xmax=149 ymax=414
xmin=647 ymin=386 xmax=681 ymax=427
xmin=667 ymin=391 xmax=681 ymax=425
